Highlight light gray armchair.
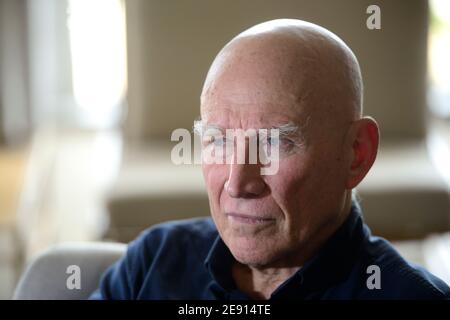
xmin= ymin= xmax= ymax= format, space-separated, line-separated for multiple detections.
xmin=13 ymin=242 xmax=126 ymax=300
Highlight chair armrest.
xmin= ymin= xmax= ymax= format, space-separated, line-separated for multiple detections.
xmin=13 ymin=242 xmax=126 ymax=300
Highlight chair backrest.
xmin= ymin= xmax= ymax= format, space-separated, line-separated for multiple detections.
xmin=13 ymin=242 xmax=126 ymax=300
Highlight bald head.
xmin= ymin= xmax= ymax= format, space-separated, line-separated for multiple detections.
xmin=201 ymin=19 xmax=363 ymax=126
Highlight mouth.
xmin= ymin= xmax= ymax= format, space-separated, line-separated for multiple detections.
xmin=225 ymin=212 xmax=276 ymax=225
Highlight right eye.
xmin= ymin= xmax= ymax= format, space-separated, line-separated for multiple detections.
xmin=203 ymin=135 xmax=226 ymax=147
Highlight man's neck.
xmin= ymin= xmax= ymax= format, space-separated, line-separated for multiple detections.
xmin=232 ymin=262 xmax=301 ymax=299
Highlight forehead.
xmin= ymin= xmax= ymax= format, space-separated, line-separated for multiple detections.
xmin=201 ymin=47 xmax=315 ymax=128
xmin=201 ymin=105 xmax=305 ymax=130
xmin=203 ymin=52 xmax=307 ymax=105
xmin=201 ymin=74 xmax=312 ymax=129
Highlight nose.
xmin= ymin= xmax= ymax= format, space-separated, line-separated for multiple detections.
xmin=225 ymin=162 xmax=266 ymax=198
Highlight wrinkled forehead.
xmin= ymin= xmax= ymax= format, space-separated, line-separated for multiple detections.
xmin=200 ymin=36 xmax=325 ymax=125
xmin=200 ymin=74 xmax=315 ymax=133
xmin=200 ymin=106 xmax=308 ymax=130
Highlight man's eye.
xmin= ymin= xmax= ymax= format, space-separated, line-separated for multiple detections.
xmin=262 ymin=136 xmax=289 ymax=147
xmin=261 ymin=137 xmax=296 ymax=154
xmin=203 ymin=135 xmax=226 ymax=147
xmin=267 ymin=136 xmax=279 ymax=146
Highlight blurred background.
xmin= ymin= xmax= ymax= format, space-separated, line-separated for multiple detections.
xmin=0 ymin=0 xmax=449 ymax=299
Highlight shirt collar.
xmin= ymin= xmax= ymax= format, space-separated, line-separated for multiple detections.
xmin=204 ymin=201 xmax=369 ymax=299
xmin=204 ymin=233 xmax=238 ymax=295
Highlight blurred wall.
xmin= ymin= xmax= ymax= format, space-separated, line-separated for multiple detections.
xmin=0 ymin=0 xmax=31 ymax=146
xmin=124 ymin=0 xmax=428 ymax=143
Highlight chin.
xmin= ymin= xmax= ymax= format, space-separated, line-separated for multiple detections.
xmin=226 ymin=236 xmax=278 ymax=268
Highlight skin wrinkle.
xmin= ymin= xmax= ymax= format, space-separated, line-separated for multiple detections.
xmin=194 ymin=121 xmax=307 ymax=167
xmin=199 ymin=19 xmax=377 ymax=299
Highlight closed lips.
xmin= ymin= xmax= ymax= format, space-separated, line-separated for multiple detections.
xmin=226 ymin=213 xmax=275 ymax=224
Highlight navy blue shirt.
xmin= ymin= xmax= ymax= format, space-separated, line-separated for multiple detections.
xmin=90 ymin=202 xmax=450 ymax=299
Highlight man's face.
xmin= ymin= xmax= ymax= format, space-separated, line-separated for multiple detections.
xmin=200 ymin=45 xmax=350 ymax=267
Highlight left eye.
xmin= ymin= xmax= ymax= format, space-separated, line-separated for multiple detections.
xmin=203 ymin=135 xmax=227 ymax=147
xmin=262 ymin=136 xmax=284 ymax=147
xmin=213 ymin=137 xmax=226 ymax=147
xmin=267 ymin=136 xmax=280 ymax=146
xmin=262 ymin=137 xmax=295 ymax=152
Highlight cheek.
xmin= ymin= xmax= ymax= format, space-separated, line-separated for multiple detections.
xmin=276 ymin=147 xmax=346 ymax=213
xmin=271 ymin=156 xmax=311 ymax=191
xmin=266 ymin=153 xmax=324 ymax=216
xmin=202 ymin=164 xmax=227 ymax=204
xmin=263 ymin=159 xmax=308 ymax=213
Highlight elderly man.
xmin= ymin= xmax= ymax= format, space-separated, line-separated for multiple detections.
xmin=91 ymin=19 xmax=450 ymax=300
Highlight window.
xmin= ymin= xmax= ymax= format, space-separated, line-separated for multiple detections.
xmin=67 ymin=0 xmax=127 ymax=129
xmin=428 ymin=0 xmax=450 ymax=118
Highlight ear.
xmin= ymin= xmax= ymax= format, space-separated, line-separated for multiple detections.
xmin=345 ymin=117 xmax=379 ymax=189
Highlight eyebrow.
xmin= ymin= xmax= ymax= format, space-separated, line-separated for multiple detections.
xmin=192 ymin=119 xmax=305 ymax=138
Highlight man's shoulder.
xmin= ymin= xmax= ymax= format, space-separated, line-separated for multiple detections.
xmin=91 ymin=217 xmax=218 ymax=299
xmin=358 ymin=235 xmax=450 ymax=299
xmin=128 ymin=217 xmax=218 ymax=259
